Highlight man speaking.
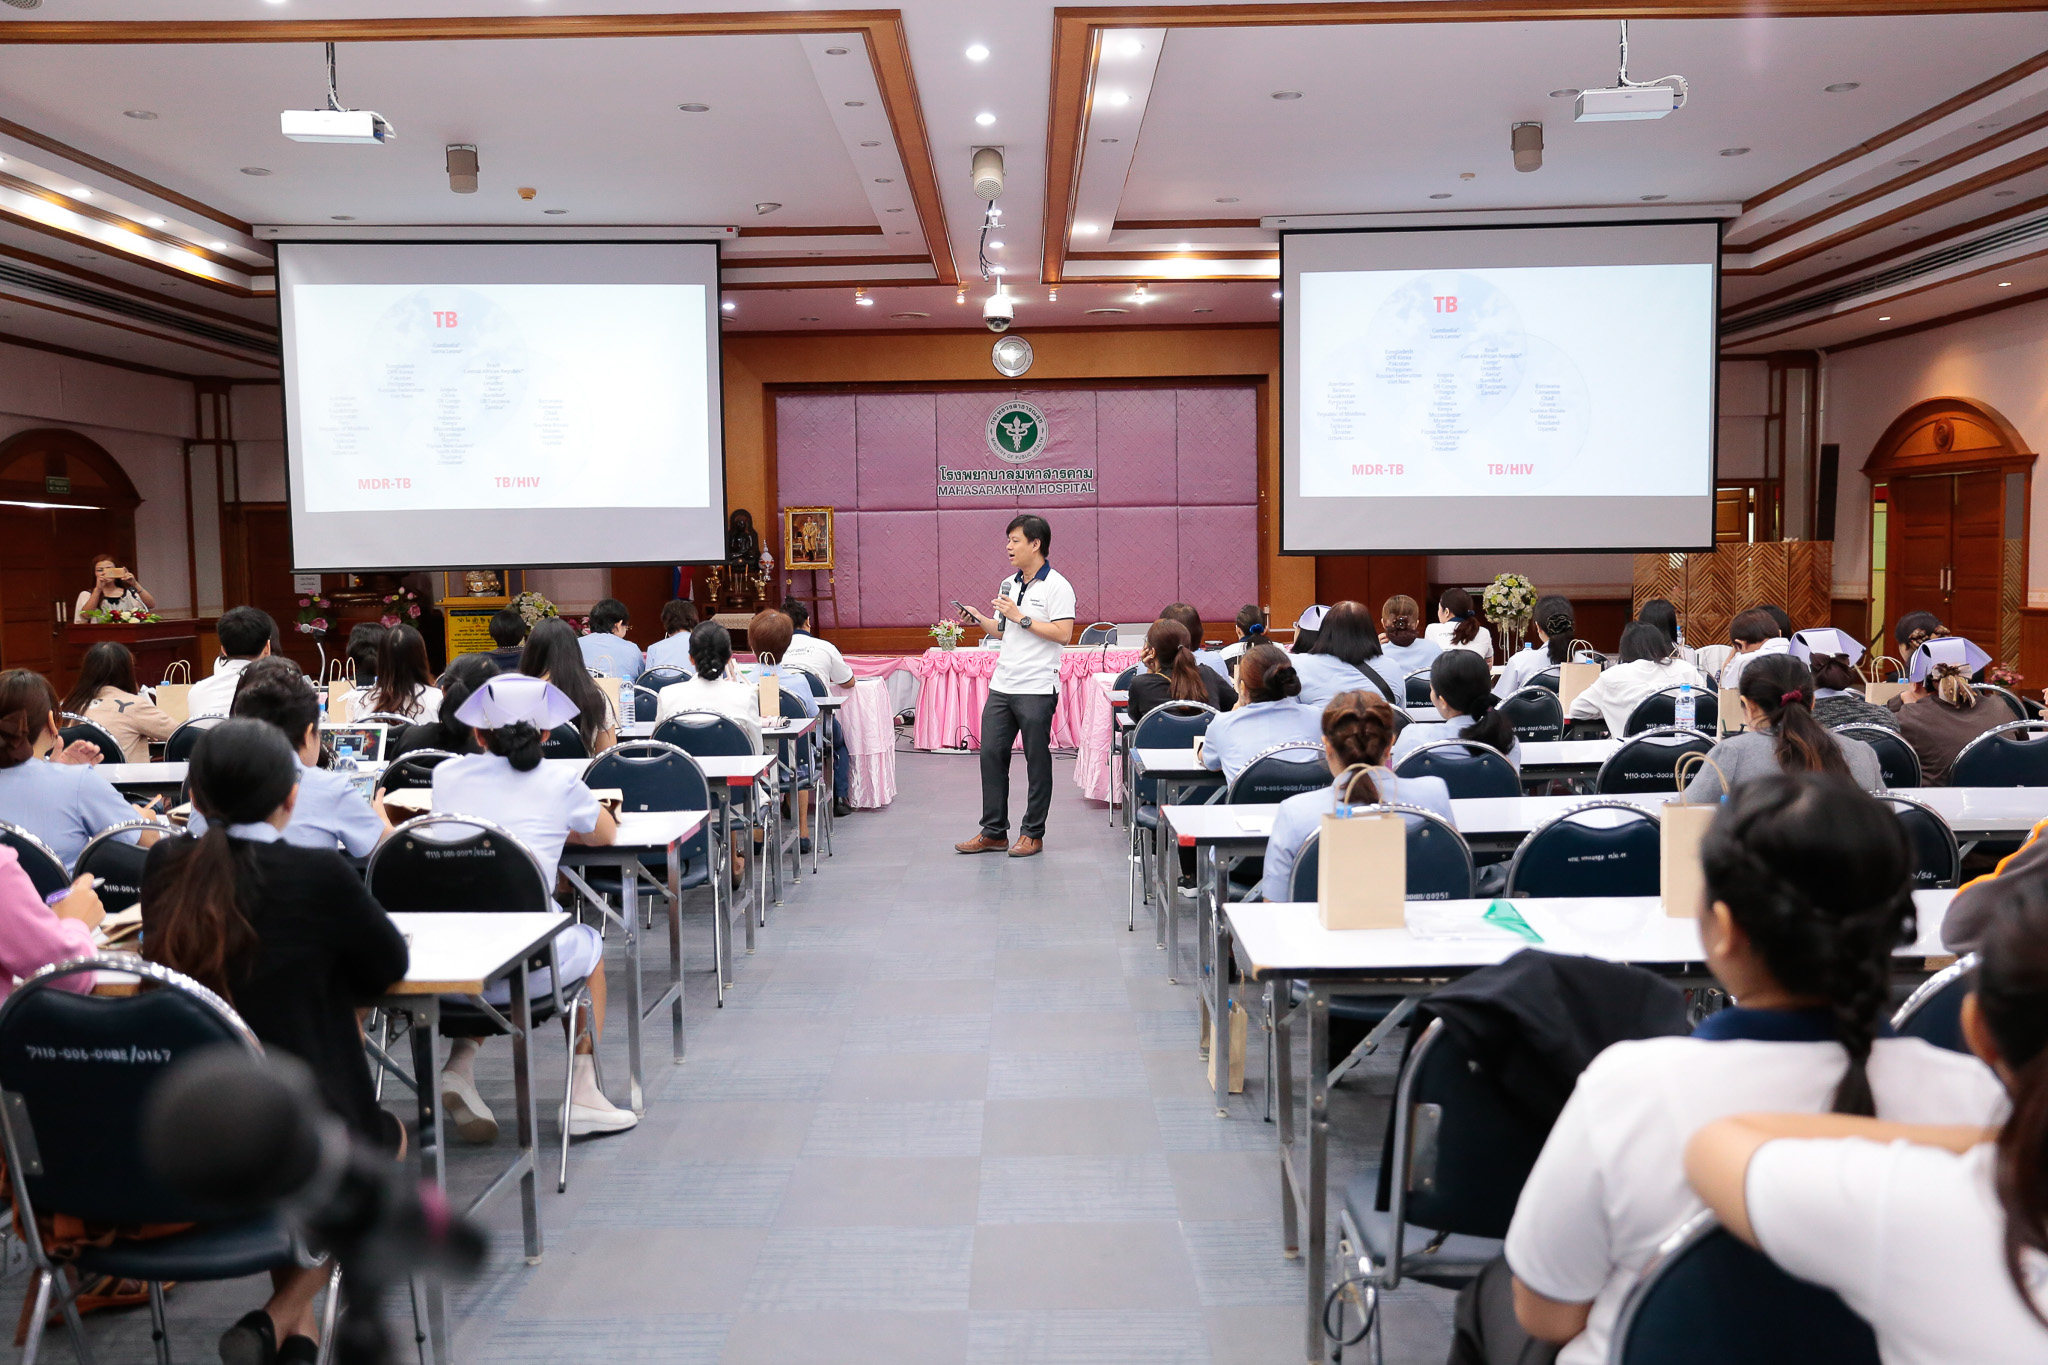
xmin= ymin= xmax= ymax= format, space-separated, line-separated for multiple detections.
xmin=954 ymin=514 xmax=1074 ymax=858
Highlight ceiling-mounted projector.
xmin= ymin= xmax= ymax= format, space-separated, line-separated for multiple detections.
xmin=1572 ymin=20 xmax=1687 ymax=123
xmin=282 ymin=42 xmax=394 ymax=144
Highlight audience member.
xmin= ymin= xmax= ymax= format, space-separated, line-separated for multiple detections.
xmin=1789 ymin=627 xmax=1897 ymax=731
xmin=1683 ymin=654 xmax=1883 ymax=801
xmin=781 ymin=597 xmax=855 ymax=816
xmin=0 ymin=670 xmax=154 ymax=864
xmin=76 ymin=551 xmax=155 ymax=619
xmin=352 ymin=624 xmax=443 ymax=722
xmin=1291 ymin=604 xmax=1327 ymax=654
xmin=1895 ymin=609 xmax=1947 ymax=657
xmin=387 ymin=654 xmax=498 ymax=759
xmin=1893 ymin=635 xmax=2005 ymax=785
xmin=645 ymin=599 xmax=701 ymax=672
xmin=520 ymin=617 xmax=615 ymax=754
xmin=1495 ymin=595 xmax=1575 ymax=698
xmin=1158 ymin=602 xmax=1226 ymax=674
xmin=1756 ymin=602 xmax=1794 ymax=638
xmin=1391 ymin=648 xmax=1522 ymax=771
xmin=62 ymin=641 xmax=174 ymax=761
xmin=1426 ymin=586 xmax=1494 ymax=659
xmin=1686 ymin=870 xmax=2048 ymax=1363
xmin=1377 ymin=595 xmax=1443 ymax=685
xmin=189 ymin=605 xmax=277 ymax=718
xmin=653 ymin=621 xmax=764 ymax=746
xmin=1292 ymin=601 xmax=1397 ymax=707
xmin=1715 ymin=606 xmax=1789 ymax=690
xmin=428 ymin=676 xmax=634 ymax=1141
xmin=1566 ymin=622 xmax=1710 ymax=735
xmin=0 ymin=842 xmax=101 ymax=1000
xmin=747 ymin=608 xmax=820 ymax=847
xmin=1261 ymin=691 xmax=1453 ymax=902
xmin=1128 ymin=619 xmax=1234 ymax=721
xmin=1198 ymin=643 xmax=1322 ymax=783
xmin=578 ymin=597 xmax=643 ymax=684
xmin=485 ymin=608 xmax=528 ymax=671
xmin=140 ymin=718 xmax=410 ymax=1363
xmin=1216 ymin=605 xmax=1268 ymax=673
xmin=1494 ymin=773 xmax=2007 ymax=1365
xmin=1635 ymin=597 xmax=1693 ymax=664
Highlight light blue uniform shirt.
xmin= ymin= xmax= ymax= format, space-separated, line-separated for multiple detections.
xmin=0 ymin=759 xmax=142 ymax=866
xmin=189 ymin=757 xmax=384 ymax=857
xmin=578 ymin=631 xmax=643 ymax=684
xmin=1290 ymin=652 xmax=1394 ymax=710
xmin=1375 ymin=637 xmax=1443 ymax=689
xmin=1390 ymin=711 xmax=1523 ymax=771
xmin=1260 ymin=770 xmax=1456 ymax=903
xmin=1196 ymin=699 xmax=1325 ymax=784
xmin=643 ymin=632 xmax=694 ymax=673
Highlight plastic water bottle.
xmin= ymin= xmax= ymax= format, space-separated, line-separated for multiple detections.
xmin=1674 ymin=683 xmax=1696 ymax=730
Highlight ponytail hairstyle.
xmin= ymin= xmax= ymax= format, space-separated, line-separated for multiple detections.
xmin=688 ymin=620 xmax=735 ymax=682
xmin=1146 ymin=619 xmax=1206 ymax=703
xmin=1234 ymin=604 xmax=1265 ymax=643
xmin=0 ymin=670 xmax=57 ymax=769
xmin=1928 ymin=660 xmax=1978 ymax=708
xmin=1159 ymin=603 xmax=1205 ymax=653
xmin=1428 ymin=648 xmax=1516 ymax=755
xmin=1380 ymin=595 xmax=1422 ymax=650
xmin=1322 ymin=690 xmax=1401 ymax=805
xmin=1618 ymin=621 xmax=1677 ymax=666
xmin=344 ymin=622 xmax=384 ymax=683
xmin=1739 ymin=653 xmax=1849 ymax=779
xmin=1439 ymin=587 xmax=1480 ymax=647
xmin=521 ymin=618 xmax=608 ymax=749
xmin=1809 ymin=653 xmax=1863 ymax=692
xmin=1700 ymin=772 xmax=1916 ymax=1116
xmin=1238 ymin=643 xmax=1300 ymax=704
xmin=1972 ymin=875 xmax=2048 ymax=1326
xmin=1312 ymin=601 xmax=1383 ymax=667
xmin=1534 ymin=594 xmax=1576 ymax=665
xmin=143 ymin=719 xmax=299 ymax=998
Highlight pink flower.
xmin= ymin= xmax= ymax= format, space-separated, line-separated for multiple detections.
xmin=379 ymin=614 xmax=399 ymax=628
xmin=297 ymin=597 xmax=310 ymax=608
xmin=312 ymin=617 xmax=329 ymax=631
xmin=408 ymin=604 xmax=421 ymax=618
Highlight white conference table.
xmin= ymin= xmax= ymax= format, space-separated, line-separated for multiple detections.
xmin=1228 ymin=890 xmax=1959 ymax=1365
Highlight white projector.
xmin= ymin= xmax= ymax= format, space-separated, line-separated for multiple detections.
xmin=280 ymin=108 xmax=396 ymax=144
xmin=1573 ymin=85 xmax=1677 ymax=122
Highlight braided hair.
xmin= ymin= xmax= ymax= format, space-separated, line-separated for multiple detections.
xmin=1323 ymin=690 xmax=1400 ymax=805
xmin=1701 ymin=772 xmax=1917 ymax=1115
xmin=1739 ymin=653 xmax=1850 ymax=778
xmin=1534 ymin=594 xmax=1575 ymax=665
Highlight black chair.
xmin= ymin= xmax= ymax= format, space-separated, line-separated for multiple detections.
xmin=1833 ymin=723 xmax=1921 ymax=788
xmin=627 ymin=683 xmax=662 ymax=723
xmin=0 ymin=956 xmax=309 ymax=1365
xmin=1505 ymin=800 xmax=1662 ymax=897
xmin=1078 ymin=622 xmax=1118 ymax=645
xmin=582 ymin=740 xmax=716 ymax=909
xmin=640 ymin=666 xmax=689 ymax=694
xmin=1623 ymin=687 xmax=1720 ymax=737
xmin=1112 ymin=664 xmax=1140 ymax=692
xmin=654 ymin=710 xmax=759 ymax=758
xmin=0 ymin=821 xmax=71 ymax=897
xmin=380 ymin=747 xmax=459 ymax=793
xmin=56 ymin=712 xmax=124 ymax=766
xmin=1393 ymin=740 xmax=1520 ymax=800
xmin=1222 ymin=743 xmax=1327 ymax=897
xmin=1527 ymin=666 xmax=1562 ymax=695
xmin=1612 ymin=1211 xmax=1880 ymax=1365
xmin=1978 ymin=683 xmax=2030 ymax=722
xmin=794 ymin=668 xmax=830 ymax=699
xmin=74 ymin=821 xmax=181 ymax=915
xmin=1877 ymin=794 xmax=1961 ymax=889
xmin=538 ymin=722 xmax=591 ymax=761
xmin=1290 ymin=806 xmax=1475 ymax=902
xmin=1128 ymin=701 xmax=1219 ymax=924
xmin=1404 ymin=671 xmax=1434 ymax=706
xmin=164 ymin=715 xmax=223 ymax=762
xmin=1891 ymin=953 xmax=1976 ymax=1055
xmin=1497 ymin=687 xmax=1564 ymax=745
xmin=1595 ymin=727 xmax=1716 ymax=794
xmin=1950 ymin=719 xmax=2048 ymax=787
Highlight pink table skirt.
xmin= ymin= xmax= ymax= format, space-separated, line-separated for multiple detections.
xmin=841 ymin=654 xmax=922 ymax=681
xmin=834 ymin=677 xmax=897 ymax=809
xmin=1073 ymin=672 xmax=1124 ymax=804
xmin=910 ymin=646 xmax=1139 ymax=752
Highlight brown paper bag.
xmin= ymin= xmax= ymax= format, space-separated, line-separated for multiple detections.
xmin=326 ymin=680 xmax=354 ymax=722
xmin=1205 ymin=1000 xmax=1248 ymax=1094
xmin=753 ymin=653 xmax=782 ymax=719
xmin=1559 ymin=661 xmax=1601 ymax=716
xmin=153 ymin=660 xmax=191 ymax=726
xmin=1717 ymin=687 xmax=1745 ymax=736
xmin=1862 ymin=655 xmax=1906 ymax=709
xmin=1318 ymin=809 xmax=1407 ymax=930
xmin=1661 ymin=753 xmax=1729 ymax=917
xmin=591 ymin=674 xmax=623 ymax=728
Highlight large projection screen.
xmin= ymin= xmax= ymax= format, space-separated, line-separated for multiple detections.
xmin=1282 ymin=221 xmax=1719 ymax=554
xmin=278 ymin=240 xmax=725 ymax=571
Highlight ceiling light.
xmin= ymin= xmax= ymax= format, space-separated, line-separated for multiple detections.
xmin=1896 ymin=159 xmax=1920 ymax=167
xmin=1086 ymin=307 xmax=1128 ymax=316
xmin=1216 ymin=196 xmax=1239 ymax=204
xmin=965 ymin=43 xmax=989 ymax=61
xmin=1075 ymin=222 xmax=1098 ymax=235
xmin=330 ymin=214 xmax=355 ymax=221
xmin=1047 ymin=287 xmax=1058 ymax=302
xmin=1824 ymin=82 xmax=1860 ymax=93
xmin=1193 ymin=307 xmax=1213 ymax=314
xmin=1829 ymin=191 xmax=1849 ymax=198
xmin=123 ymin=110 xmax=158 ymax=121
xmin=1429 ymin=193 xmax=1452 ymax=200
xmin=755 ymin=202 xmax=782 ymax=215
xmin=1105 ymin=91 xmax=1131 ymax=106
xmin=1549 ymin=89 xmax=1580 ymax=99
xmin=886 ymin=207 xmax=903 ymax=213
xmin=2000 ymin=281 xmax=2013 ymax=287
xmin=860 ymin=140 xmax=881 ymax=148
xmin=72 ymin=188 xmax=92 ymax=199
xmin=890 ymin=311 xmax=930 ymax=320
xmin=1640 ymin=194 xmax=1668 ymax=201
xmin=544 ymin=208 xmax=567 ymax=214
xmin=1978 ymin=121 xmax=2003 ymax=130
xmin=208 ymin=240 xmax=226 ymax=250
xmin=798 ymin=316 xmax=819 ymax=322
xmin=240 ymin=167 xmax=272 ymax=176
xmin=1272 ymin=290 xmax=1283 ymax=300
xmin=1271 ymin=91 xmax=1304 ymax=102
xmin=843 ymin=100 xmax=865 ymax=108
xmin=678 ymin=103 xmax=710 ymax=113
xmin=721 ymin=300 xmax=735 ymax=311
xmin=989 ymin=240 xmax=1004 ymax=249
xmin=956 ymin=288 xmax=966 ymax=304
xmin=1098 ymin=137 xmax=1120 ymax=144
xmin=1719 ymin=147 xmax=1749 ymax=157
xmin=145 ymin=216 xmax=165 ymax=227
xmin=1133 ymin=284 xmax=1149 ymax=302
xmin=975 ymin=112 xmax=996 ymax=126
xmin=873 ymin=177 xmax=893 ymax=184
xmin=1118 ymin=38 xmax=1144 ymax=57
xmin=824 ymin=47 xmax=848 ymax=56
xmin=894 ymin=230 xmax=908 ymax=235
xmin=1878 ymin=315 xmax=1892 ymax=321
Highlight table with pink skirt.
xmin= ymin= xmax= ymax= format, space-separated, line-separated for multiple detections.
xmin=832 ymin=676 xmax=898 ymax=809
xmin=906 ymin=646 xmax=1140 ymax=755
xmin=1073 ymin=671 xmax=1125 ymax=805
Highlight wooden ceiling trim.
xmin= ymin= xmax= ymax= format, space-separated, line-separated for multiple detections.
xmin=0 ymin=239 xmax=278 ymax=334
xmin=0 ymin=171 xmax=250 ymax=272
xmin=0 ymin=114 xmax=253 ymax=235
xmin=1723 ymin=238 xmax=2048 ymax=348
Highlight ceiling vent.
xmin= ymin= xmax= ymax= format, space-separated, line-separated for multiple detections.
xmin=0 ymin=260 xmax=279 ymax=355
xmin=0 ymin=1 xmax=43 ymax=10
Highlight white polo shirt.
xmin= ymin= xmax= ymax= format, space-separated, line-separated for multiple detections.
xmin=988 ymin=562 xmax=1076 ymax=696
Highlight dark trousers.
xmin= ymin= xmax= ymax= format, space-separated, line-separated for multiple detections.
xmin=979 ymin=689 xmax=1058 ymax=840
xmin=830 ymin=715 xmax=851 ymax=798
xmin=1447 ymin=1257 xmax=1561 ymax=1365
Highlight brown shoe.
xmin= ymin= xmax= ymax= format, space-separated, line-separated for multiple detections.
xmin=955 ymin=833 xmax=1008 ymax=854
xmin=1009 ymin=836 xmax=1043 ymax=858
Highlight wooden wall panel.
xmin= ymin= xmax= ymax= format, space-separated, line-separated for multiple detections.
xmin=1634 ymin=543 xmax=1835 ymax=651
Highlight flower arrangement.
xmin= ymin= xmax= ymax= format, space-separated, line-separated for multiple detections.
xmin=379 ymin=585 xmax=425 ymax=629
xmin=511 ymin=591 xmax=559 ymax=630
xmin=81 ymin=606 xmax=159 ymax=626
xmin=294 ymin=594 xmax=333 ymax=637
xmin=1988 ymin=662 xmax=2026 ymax=690
xmin=1481 ymin=572 xmax=1539 ymax=659
xmin=929 ymin=619 xmax=965 ymax=650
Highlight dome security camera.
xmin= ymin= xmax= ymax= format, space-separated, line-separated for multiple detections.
xmin=983 ymin=290 xmax=1015 ymax=332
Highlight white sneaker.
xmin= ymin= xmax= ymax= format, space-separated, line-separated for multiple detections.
xmin=439 ymin=1070 xmax=499 ymax=1144
xmin=568 ymin=1100 xmax=639 ymax=1136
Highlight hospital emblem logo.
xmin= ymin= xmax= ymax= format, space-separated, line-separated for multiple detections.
xmin=986 ymin=400 xmax=1048 ymax=464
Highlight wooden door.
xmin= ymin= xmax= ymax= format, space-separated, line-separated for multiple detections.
xmin=1950 ymin=470 xmax=2007 ymax=648
xmin=1887 ymin=473 xmax=1953 ymax=636
xmin=0 ymin=506 xmax=121 ymax=686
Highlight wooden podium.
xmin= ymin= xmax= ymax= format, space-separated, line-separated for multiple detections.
xmin=61 ymin=620 xmax=201 ymax=687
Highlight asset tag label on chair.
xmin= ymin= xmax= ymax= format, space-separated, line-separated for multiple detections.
xmin=1318 ymin=811 xmax=1405 ymax=930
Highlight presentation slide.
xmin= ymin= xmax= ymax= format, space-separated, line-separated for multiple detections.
xmin=1282 ymin=222 xmax=1719 ymax=554
xmin=279 ymin=241 xmax=725 ymax=571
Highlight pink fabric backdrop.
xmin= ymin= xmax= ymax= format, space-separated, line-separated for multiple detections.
xmin=778 ymin=387 xmax=1256 ymax=628
xmin=910 ymin=647 xmax=1139 ymax=752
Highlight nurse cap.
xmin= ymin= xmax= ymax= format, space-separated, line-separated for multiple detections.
xmin=1789 ymin=628 xmax=1865 ymax=668
xmin=454 ymin=674 xmax=583 ymax=730
xmin=1907 ymin=635 xmax=1992 ymax=683
xmin=1295 ymin=605 xmax=1328 ymax=632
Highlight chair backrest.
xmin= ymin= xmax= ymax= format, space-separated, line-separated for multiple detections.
xmin=164 ymin=714 xmax=224 ymax=762
xmin=654 ymin=709 xmax=758 ymax=758
xmin=1527 ymin=666 xmax=1561 ymax=695
xmin=1623 ymin=687 xmax=1720 ymax=737
xmin=1891 ymin=953 xmax=1977 ymax=1054
xmin=1877 ymin=795 xmax=1961 ymax=889
xmin=1390 ymin=1017 xmax=1553 ymax=1242
xmin=1226 ymin=743 xmax=1330 ymax=805
xmin=0 ymin=957 xmax=260 ymax=1226
xmin=0 ymin=821 xmax=70 ymax=897
xmin=380 ymin=747 xmax=459 ymax=793
xmin=1595 ymin=727 xmax=1716 ymax=794
xmin=1112 ymin=665 xmax=1140 ymax=691
xmin=1078 ymin=622 xmax=1118 ymax=645
xmin=1291 ymin=804 xmax=1475 ymax=901
xmin=1505 ymin=800 xmax=1662 ymax=898
xmin=1498 ymin=687 xmax=1564 ymax=745
xmin=1393 ymin=739 xmax=1521 ymax=800
xmin=1978 ymin=682 xmax=2030 ymax=722
xmin=794 ymin=669 xmax=829 ymax=699
xmin=56 ymin=714 xmax=124 ymax=765
xmin=366 ymin=813 xmax=553 ymax=913
xmin=1131 ymin=701 xmax=1219 ymax=804
xmin=641 ymin=666 xmax=689 ymax=693
xmin=1833 ymin=723 xmax=1921 ymax=788
xmin=537 ymin=722 xmax=590 ymax=761
xmin=1404 ymin=671 xmax=1434 ymax=706
xmin=74 ymin=821 xmax=181 ymax=914
xmin=628 ymin=683 xmax=662 ymax=717
xmin=1692 ymin=643 xmax=1735 ymax=680
xmin=1950 ymin=719 xmax=2048 ymax=788
xmin=585 ymin=741 xmax=712 ymax=815
xmin=1612 ymin=1212 xmax=1880 ymax=1365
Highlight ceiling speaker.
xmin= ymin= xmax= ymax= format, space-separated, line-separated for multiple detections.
xmin=971 ymin=147 xmax=1005 ymax=202
xmin=0 ymin=1 xmax=42 ymax=9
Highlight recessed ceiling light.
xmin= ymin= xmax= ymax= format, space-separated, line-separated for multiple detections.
xmin=208 ymin=240 xmax=227 ymax=250
xmin=1271 ymin=91 xmax=1303 ymax=101
xmin=1901 ymin=225 xmax=1920 ymax=231
xmin=824 ymin=47 xmax=848 ymax=56
xmin=989 ymin=240 xmax=1005 ymax=249
xmin=1105 ymin=91 xmax=1130 ymax=106
xmin=1216 ymin=196 xmax=1239 ymax=203
xmin=72 ymin=188 xmax=92 ymax=199
xmin=1768 ymin=217 xmax=1785 ymax=225
xmin=1896 ymin=159 xmax=1921 ymax=168
xmin=1549 ymin=89 xmax=1580 ymax=99
xmin=2000 ymin=281 xmax=2013 ymax=287
xmin=1272 ymin=290 xmax=1283 ymax=300
xmin=544 ymin=208 xmax=568 ymax=214
xmin=859 ymin=140 xmax=881 ymax=148
xmin=721 ymin=300 xmax=735 ymax=311
xmin=873 ymin=177 xmax=893 ymax=184
xmin=145 ymin=216 xmax=166 ymax=227
xmin=123 ymin=110 xmax=158 ymax=121
xmin=975 ymin=112 xmax=996 ymax=126
xmin=1977 ymin=121 xmax=2002 ymax=130
xmin=678 ymin=103 xmax=710 ymax=113
xmin=1719 ymin=148 xmax=1750 ymax=157
xmin=1829 ymin=191 xmax=1850 ymax=198
xmin=886 ymin=206 xmax=904 ymax=212
xmin=894 ymin=230 xmax=908 ymax=235
xmin=1075 ymin=222 xmax=1099 ymax=235
xmin=1086 ymin=307 xmax=1128 ymax=315
xmin=1429 ymin=193 xmax=1452 ymax=200
xmin=890 ymin=311 xmax=930 ymax=320
xmin=240 ymin=167 xmax=271 ymax=176
xmin=1824 ymin=254 xmax=1841 ymax=261
xmin=1640 ymin=194 xmax=1668 ymax=201
xmin=965 ymin=43 xmax=989 ymax=61
xmin=1995 ymin=189 xmax=2020 ymax=197
xmin=1117 ymin=38 xmax=1143 ymax=57
xmin=1824 ymin=82 xmax=1860 ymax=93
xmin=1878 ymin=315 xmax=1891 ymax=320
xmin=1098 ymin=137 xmax=1120 ymax=144
xmin=330 ymin=214 xmax=355 ymax=221
xmin=843 ymin=100 xmax=865 ymax=108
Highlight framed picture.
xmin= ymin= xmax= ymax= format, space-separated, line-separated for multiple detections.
xmin=783 ymin=506 xmax=835 ymax=570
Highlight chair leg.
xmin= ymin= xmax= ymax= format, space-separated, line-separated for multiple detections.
xmin=21 ymin=1267 xmax=53 ymax=1365
xmin=559 ymin=994 xmax=583 ymax=1194
xmin=315 ymin=1264 xmax=342 ymax=1365
xmin=55 ymin=1271 xmax=96 ymax=1365
xmin=145 ymin=1281 xmax=170 ymax=1365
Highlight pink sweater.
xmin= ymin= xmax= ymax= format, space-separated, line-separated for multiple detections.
xmin=0 ymin=847 xmax=95 ymax=999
